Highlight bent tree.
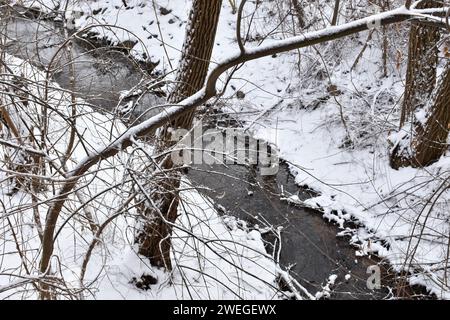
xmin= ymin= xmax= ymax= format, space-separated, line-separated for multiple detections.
xmin=37 ymin=2 xmax=449 ymax=297
xmin=390 ymin=0 xmax=447 ymax=169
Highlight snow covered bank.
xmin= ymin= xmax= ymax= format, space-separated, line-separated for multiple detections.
xmin=0 ymin=54 xmax=281 ymax=299
xmin=84 ymin=179 xmax=280 ymax=300
xmin=11 ymin=0 xmax=450 ymax=299
xmin=246 ymin=41 xmax=450 ymax=298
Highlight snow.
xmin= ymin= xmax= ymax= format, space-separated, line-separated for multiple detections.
xmin=0 ymin=53 xmax=128 ymax=298
xmin=315 ymin=274 xmax=338 ymax=299
xmin=250 ymin=81 xmax=450 ymax=297
xmin=88 ymin=179 xmax=279 ymax=300
xmin=245 ymin=40 xmax=450 ymax=299
xmin=8 ymin=0 xmax=450 ymax=299
xmin=0 ymin=55 xmax=280 ymax=299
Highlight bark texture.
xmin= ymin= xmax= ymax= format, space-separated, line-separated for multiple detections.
xmin=390 ymin=0 xmax=444 ymax=169
xmin=409 ymin=64 xmax=450 ymax=167
xmin=137 ymin=0 xmax=223 ymax=270
xmin=400 ymin=0 xmax=441 ymax=128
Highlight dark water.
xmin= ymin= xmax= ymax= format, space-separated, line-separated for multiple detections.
xmin=188 ymin=159 xmax=395 ymax=299
xmin=4 ymin=14 xmax=416 ymax=300
xmin=4 ymin=15 xmax=163 ymax=116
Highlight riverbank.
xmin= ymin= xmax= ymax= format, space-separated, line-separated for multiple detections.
xmin=5 ymin=0 xmax=449 ymax=299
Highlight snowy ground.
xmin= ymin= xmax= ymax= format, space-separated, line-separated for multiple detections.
xmin=0 ymin=54 xmax=280 ymax=299
xmin=9 ymin=0 xmax=450 ymax=298
xmin=85 ymin=178 xmax=280 ymax=300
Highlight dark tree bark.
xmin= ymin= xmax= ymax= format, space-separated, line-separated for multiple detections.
xmin=400 ymin=0 xmax=441 ymax=127
xmin=291 ymin=0 xmax=306 ymax=28
xmin=391 ymin=62 xmax=449 ymax=169
xmin=390 ymin=0 xmax=443 ymax=169
xmin=331 ymin=0 xmax=340 ymax=26
xmin=407 ymin=63 xmax=450 ymax=167
xmin=136 ymin=0 xmax=223 ymax=271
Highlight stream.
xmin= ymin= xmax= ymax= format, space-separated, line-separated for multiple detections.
xmin=4 ymin=13 xmax=419 ymax=300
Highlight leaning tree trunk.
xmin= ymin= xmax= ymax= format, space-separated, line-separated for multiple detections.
xmin=400 ymin=0 xmax=441 ymax=127
xmin=407 ymin=63 xmax=450 ymax=167
xmin=136 ymin=0 xmax=223 ymax=270
xmin=390 ymin=0 xmax=441 ymax=169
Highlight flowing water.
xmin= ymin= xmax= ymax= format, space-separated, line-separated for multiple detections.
xmin=4 ymin=13 xmax=422 ymax=299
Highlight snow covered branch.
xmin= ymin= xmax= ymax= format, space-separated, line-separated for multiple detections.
xmin=38 ymin=3 xmax=449 ymax=279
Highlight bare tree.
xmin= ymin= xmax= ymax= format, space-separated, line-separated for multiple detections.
xmin=136 ymin=0 xmax=223 ymax=270
xmin=34 ymin=3 xmax=448 ymax=298
xmin=390 ymin=1 xmax=448 ymax=169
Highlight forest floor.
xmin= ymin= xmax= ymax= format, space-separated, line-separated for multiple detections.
xmin=8 ymin=0 xmax=450 ymax=299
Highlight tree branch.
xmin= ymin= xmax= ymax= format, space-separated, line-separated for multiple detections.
xmin=38 ymin=4 xmax=449 ymax=279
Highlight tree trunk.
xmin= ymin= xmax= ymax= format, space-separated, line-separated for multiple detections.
xmin=136 ymin=0 xmax=222 ymax=271
xmin=390 ymin=0 xmax=442 ymax=169
xmin=291 ymin=0 xmax=305 ymax=28
xmin=331 ymin=0 xmax=340 ymax=26
xmin=408 ymin=63 xmax=450 ymax=167
xmin=400 ymin=0 xmax=441 ymax=127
